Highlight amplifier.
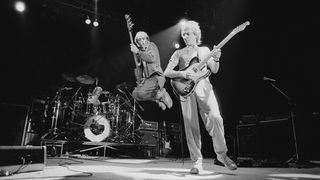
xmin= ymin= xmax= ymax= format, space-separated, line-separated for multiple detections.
xmin=0 ymin=146 xmax=46 ymax=175
xmin=236 ymin=118 xmax=294 ymax=161
xmin=166 ymin=123 xmax=181 ymax=132
xmin=139 ymin=120 xmax=158 ymax=131
xmin=239 ymin=114 xmax=260 ymax=125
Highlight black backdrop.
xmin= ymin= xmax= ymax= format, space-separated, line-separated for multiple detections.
xmin=1 ymin=0 xmax=319 ymax=159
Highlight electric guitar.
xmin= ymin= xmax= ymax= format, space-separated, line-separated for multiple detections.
xmin=162 ymin=121 xmax=171 ymax=156
xmin=170 ymin=21 xmax=250 ymax=98
xmin=124 ymin=14 xmax=145 ymax=85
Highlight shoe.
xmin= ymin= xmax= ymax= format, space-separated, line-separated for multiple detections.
xmin=158 ymin=88 xmax=173 ymax=109
xmin=190 ymin=167 xmax=200 ymax=174
xmin=190 ymin=159 xmax=203 ymax=174
xmin=217 ymin=155 xmax=237 ymax=170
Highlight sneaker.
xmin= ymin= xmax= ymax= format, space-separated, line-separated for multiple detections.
xmin=159 ymin=88 xmax=173 ymax=109
xmin=217 ymin=155 xmax=237 ymax=170
xmin=190 ymin=159 xmax=203 ymax=174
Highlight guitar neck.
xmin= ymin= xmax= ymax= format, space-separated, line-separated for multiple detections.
xmin=128 ymin=30 xmax=140 ymax=67
xmin=196 ymin=31 xmax=238 ymax=70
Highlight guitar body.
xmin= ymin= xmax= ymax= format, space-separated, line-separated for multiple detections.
xmin=161 ymin=121 xmax=172 ymax=157
xmin=170 ymin=21 xmax=250 ymax=98
xmin=162 ymin=140 xmax=171 ymax=156
xmin=170 ymin=57 xmax=211 ymax=98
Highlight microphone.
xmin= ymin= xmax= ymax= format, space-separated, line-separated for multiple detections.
xmin=263 ymin=77 xmax=276 ymax=82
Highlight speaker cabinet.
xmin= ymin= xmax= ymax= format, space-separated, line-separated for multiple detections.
xmin=0 ymin=103 xmax=29 ymax=145
xmin=139 ymin=130 xmax=159 ymax=156
xmin=236 ymin=123 xmax=261 ymax=158
xmin=237 ymin=118 xmax=294 ymax=161
xmin=139 ymin=130 xmax=159 ymax=145
xmin=0 ymin=146 xmax=46 ymax=174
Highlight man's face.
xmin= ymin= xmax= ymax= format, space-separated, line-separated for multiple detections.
xmin=181 ymin=28 xmax=197 ymax=46
xmin=136 ymin=36 xmax=149 ymax=50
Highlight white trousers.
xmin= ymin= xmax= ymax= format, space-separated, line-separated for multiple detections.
xmin=180 ymin=78 xmax=228 ymax=162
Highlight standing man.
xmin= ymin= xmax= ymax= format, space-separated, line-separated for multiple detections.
xmin=130 ymin=31 xmax=172 ymax=110
xmin=164 ymin=21 xmax=237 ymax=174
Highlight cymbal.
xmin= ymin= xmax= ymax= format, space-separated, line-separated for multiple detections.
xmin=62 ymin=73 xmax=77 ymax=83
xmin=116 ymin=82 xmax=134 ymax=91
xmin=76 ymin=75 xmax=95 ymax=85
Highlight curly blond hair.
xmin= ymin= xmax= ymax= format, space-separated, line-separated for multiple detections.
xmin=181 ymin=20 xmax=202 ymax=45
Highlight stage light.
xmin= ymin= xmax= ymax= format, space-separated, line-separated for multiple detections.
xmin=173 ymin=42 xmax=180 ymax=49
xmin=85 ymin=16 xmax=91 ymax=24
xmin=93 ymin=19 xmax=99 ymax=27
xmin=15 ymin=1 xmax=26 ymax=13
xmin=179 ymin=18 xmax=188 ymax=27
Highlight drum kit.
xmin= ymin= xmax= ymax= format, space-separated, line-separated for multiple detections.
xmin=40 ymin=73 xmax=142 ymax=143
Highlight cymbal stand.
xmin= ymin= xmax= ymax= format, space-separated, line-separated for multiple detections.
xmin=111 ymin=96 xmax=121 ymax=142
xmin=41 ymin=88 xmax=63 ymax=140
xmin=122 ymin=88 xmax=144 ymax=143
xmin=69 ymin=87 xmax=82 ymax=123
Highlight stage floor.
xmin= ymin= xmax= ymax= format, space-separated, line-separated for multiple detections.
xmin=1 ymin=156 xmax=320 ymax=180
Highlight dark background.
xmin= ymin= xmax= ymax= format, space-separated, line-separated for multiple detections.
xmin=1 ymin=0 xmax=319 ymax=160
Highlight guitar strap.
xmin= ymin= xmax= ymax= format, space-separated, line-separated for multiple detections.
xmin=196 ymin=47 xmax=200 ymax=63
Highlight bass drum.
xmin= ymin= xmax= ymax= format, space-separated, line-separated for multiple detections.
xmin=84 ymin=115 xmax=111 ymax=142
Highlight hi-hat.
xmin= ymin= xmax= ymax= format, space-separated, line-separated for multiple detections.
xmin=116 ymin=82 xmax=134 ymax=91
xmin=76 ymin=75 xmax=95 ymax=85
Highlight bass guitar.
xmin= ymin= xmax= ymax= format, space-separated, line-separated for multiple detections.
xmin=124 ymin=14 xmax=145 ymax=85
xmin=170 ymin=21 xmax=250 ymax=98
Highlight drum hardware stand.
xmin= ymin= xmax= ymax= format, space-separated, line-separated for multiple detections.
xmin=69 ymin=87 xmax=82 ymax=123
xmin=41 ymin=86 xmax=74 ymax=141
xmin=110 ymin=96 xmax=122 ymax=142
xmin=265 ymin=79 xmax=310 ymax=167
xmin=41 ymin=87 xmax=62 ymax=140
xmin=121 ymin=89 xmax=144 ymax=143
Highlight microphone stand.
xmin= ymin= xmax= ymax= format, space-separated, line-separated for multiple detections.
xmin=266 ymin=81 xmax=305 ymax=167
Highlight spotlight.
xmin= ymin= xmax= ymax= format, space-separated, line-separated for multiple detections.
xmin=179 ymin=18 xmax=187 ymax=27
xmin=85 ymin=16 xmax=91 ymax=24
xmin=173 ymin=42 xmax=180 ymax=49
xmin=93 ymin=20 xmax=99 ymax=27
xmin=15 ymin=1 xmax=26 ymax=13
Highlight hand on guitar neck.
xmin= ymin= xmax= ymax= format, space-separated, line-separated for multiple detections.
xmin=125 ymin=14 xmax=146 ymax=85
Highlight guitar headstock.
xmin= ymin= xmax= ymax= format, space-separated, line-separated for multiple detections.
xmin=124 ymin=14 xmax=134 ymax=32
xmin=231 ymin=21 xmax=250 ymax=35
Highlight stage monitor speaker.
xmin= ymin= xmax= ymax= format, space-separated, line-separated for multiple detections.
xmin=0 ymin=146 xmax=46 ymax=175
xmin=0 ymin=103 xmax=30 ymax=145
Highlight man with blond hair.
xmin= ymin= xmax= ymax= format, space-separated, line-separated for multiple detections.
xmin=164 ymin=21 xmax=237 ymax=174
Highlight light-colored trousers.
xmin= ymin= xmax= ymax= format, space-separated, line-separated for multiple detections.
xmin=180 ymin=78 xmax=228 ymax=162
